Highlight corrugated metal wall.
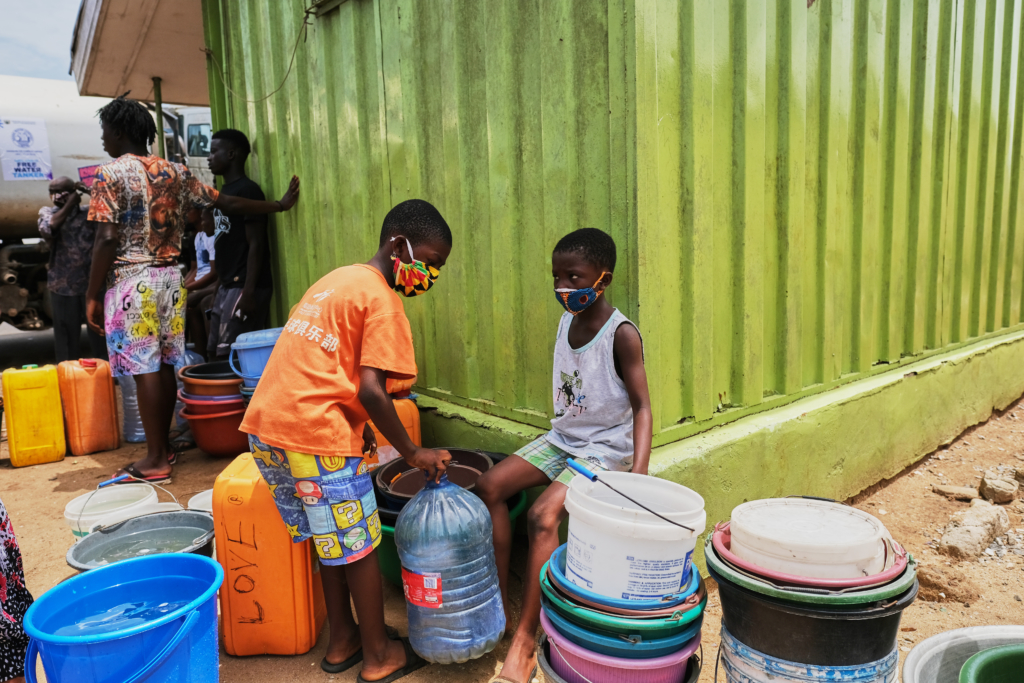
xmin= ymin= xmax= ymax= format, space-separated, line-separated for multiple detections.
xmin=637 ymin=0 xmax=1024 ymax=446
xmin=203 ymin=0 xmax=1024 ymax=448
xmin=201 ymin=0 xmax=636 ymax=429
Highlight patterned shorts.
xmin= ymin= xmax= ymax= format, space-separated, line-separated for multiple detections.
xmin=247 ymin=434 xmax=382 ymax=566
xmin=104 ymin=266 xmax=186 ymax=377
xmin=513 ymin=436 xmax=610 ymax=487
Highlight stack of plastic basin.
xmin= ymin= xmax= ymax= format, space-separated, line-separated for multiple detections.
xmin=178 ymin=361 xmax=247 ymax=457
xmin=708 ymin=498 xmax=919 ymax=682
xmin=538 ymin=468 xmax=707 ymax=683
xmin=229 ymin=327 xmax=283 ymax=395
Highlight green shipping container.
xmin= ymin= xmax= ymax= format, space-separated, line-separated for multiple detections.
xmin=202 ymin=0 xmax=1024 ymax=448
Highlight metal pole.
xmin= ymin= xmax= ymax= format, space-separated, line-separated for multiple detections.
xmin=152 ymin=76 xmax=165 ymax=159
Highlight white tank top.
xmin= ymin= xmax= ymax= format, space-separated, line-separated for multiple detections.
xmin=545 ymin=309 xmax=641 ymax=470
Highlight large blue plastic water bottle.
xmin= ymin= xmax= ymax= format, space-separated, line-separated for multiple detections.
xmin=395 ymin=474 xmax=505 ymax=664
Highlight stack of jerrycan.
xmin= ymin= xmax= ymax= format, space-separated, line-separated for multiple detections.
xmin=57 ymin=359 xmax=119 ymax=455
xmin=216 ymin=402 xmax=421 ymax=654
xmin=2 ymin=364 xmax=65 ymax=467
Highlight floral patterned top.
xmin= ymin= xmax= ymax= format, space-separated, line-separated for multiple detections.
xmin=37 ymin=203 xmax=96 ymax=296
xmin=87 ymin=154 xmax=219 ymax=284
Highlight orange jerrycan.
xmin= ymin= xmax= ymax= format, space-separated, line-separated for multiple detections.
xmin=214 ymin=453 xmax=327 ymax=656
xmin=57 ymin=359 xmax=119 ymax=455
xmin=367 ymin=397 xmax=421 ymax=466
xmin=1 ymin=364 xmax=65 ymax=467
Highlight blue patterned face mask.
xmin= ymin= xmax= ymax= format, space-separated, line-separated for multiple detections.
xmin=554 ymin=272 xmax=608 ymax=316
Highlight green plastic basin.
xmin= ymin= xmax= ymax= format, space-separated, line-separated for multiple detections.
xmin=959 ymin=644 xmax=1024 ymax=683
xmin=704 ymin=536 xmax=918 ymax=606
xmin=377 ymin=489 xmax=527 ymax=587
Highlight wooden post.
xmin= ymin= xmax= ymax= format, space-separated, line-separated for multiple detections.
xmin=152 ymin=76 xmax=165 ymax=159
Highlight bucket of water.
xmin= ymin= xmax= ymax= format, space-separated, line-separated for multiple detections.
xmin=64 ymin=484 xmax=158 ymax=539
xmin=23 ymin=553 xmax=223 ymax=683
xmin=563 ymin=471 xmax=705 ymax=601
xmin=228 ymin=327 xmax=282 ymax=388
xmin=66 ymin=510 xmax=215 ymax=571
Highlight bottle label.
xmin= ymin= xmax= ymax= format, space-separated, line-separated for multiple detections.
xmin=401 ymin=568 xmax=443 ymax=609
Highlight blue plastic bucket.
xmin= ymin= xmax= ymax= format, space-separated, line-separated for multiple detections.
xmin=228 ymin=327 xmax=282 ymax=388
xmin=23 ymin=554 xmax=224 ymax=683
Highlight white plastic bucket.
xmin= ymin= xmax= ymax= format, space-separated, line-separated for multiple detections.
xmin=902 ymin=625 xmax=1024 ymax=683
xmin=729 ymin=499 xmax=889 ymax=579
xmin=720 ymin=624 xmax=898 ymax=683
xmin=90 ymin=502 xmax=186 ymax=532
xmin=187 ymin=489 xmax=214 ymax=513
xmin=63 ymin=484 xmax=158 ymax=538
xmin=563 ymin=471 xmax=705 ymax=601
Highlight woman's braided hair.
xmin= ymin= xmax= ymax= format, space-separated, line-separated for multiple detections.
xmin=97 ymin=93 xmax=157 ymax=147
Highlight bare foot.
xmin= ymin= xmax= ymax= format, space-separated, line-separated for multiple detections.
xmin=324 ymin=632 xmax=361 ymax=666
xmin=497 ymin=634 xmax=538 ymax=683
xmin=359 ymin=638 xmax=408 ymax=682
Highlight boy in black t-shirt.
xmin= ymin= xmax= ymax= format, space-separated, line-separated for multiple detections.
xmin=205 ymin=129 xmax=274 ymax=358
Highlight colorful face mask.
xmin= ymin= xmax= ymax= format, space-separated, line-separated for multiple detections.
xmin=554 ymin=272 xmax=609 ymax=315
xmin=391 ymin=238 xmax=440 ymax=297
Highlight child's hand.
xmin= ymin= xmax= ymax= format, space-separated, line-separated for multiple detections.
xmin=406 ymin=448 xmax=452 ymax=483
xmin=361 ymin=423 xmax=377 ymax=458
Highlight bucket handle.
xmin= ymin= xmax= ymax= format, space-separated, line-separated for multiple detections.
xmin=24 ymin=610 xmax=199 ymax=683
xmin=228 ymin=348 xmax=261 ymax=381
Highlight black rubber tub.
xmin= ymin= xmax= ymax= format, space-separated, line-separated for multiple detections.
xmin=181 ymin=360 xmax=238 ymax=381
xmin=374 ymin=448 xmax=495 ymax=511
xmin=708 ymin=563 xmax=918 ymax=666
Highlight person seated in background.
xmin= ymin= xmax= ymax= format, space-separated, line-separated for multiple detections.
xmin=476 ymin=228 xmax=653 ymax=683
xmin=184 ymin=208 xmax=219 ymax=360
xmin=205 ymin=129 xmax=274 ymax=359
xmin=37 ymin=176 xmax=107 ymax=363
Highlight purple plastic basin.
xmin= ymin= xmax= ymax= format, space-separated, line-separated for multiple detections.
xmin=540 ymin=608 xmax=700 ymax=683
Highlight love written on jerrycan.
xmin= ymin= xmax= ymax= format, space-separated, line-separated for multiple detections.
xmin=213 ymin=453 xmax=327 ymax=656
xmin=2 ymin=364 xmax=65 ymax=467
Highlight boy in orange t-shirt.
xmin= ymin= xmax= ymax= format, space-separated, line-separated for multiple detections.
xmin=240 ymin=199 xmax=452 ymax=683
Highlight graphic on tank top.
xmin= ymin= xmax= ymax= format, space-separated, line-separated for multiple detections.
xmin=555 ymin=370 xmax=586 ymax=418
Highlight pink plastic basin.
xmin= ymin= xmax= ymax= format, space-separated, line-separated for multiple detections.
xmin=713 ymin=522 xmax=909 ymax=590
xmin=540 ymin=608 xmax=699 ymax=683
xmin=177 ymin=390 xmax=244 ymax=415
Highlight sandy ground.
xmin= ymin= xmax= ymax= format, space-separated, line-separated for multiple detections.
xmin=4 ymin=394 xmax=1024 ymax=682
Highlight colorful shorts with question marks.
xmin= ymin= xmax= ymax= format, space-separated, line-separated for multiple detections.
xmin=247 ymin=434 xmax=382 ymax=566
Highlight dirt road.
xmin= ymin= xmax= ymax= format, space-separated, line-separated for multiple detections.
xmin=4 ymin=396 xmax=1024 ymax=682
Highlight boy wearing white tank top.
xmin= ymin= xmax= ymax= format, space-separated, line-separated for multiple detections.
xmin=477 ymin=228 xmax=653 ymax=683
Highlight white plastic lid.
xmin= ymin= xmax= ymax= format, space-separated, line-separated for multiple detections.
xmin=187 ymin=489 xmax=215 ymax=513
xmin=730 ymin=498 xmax=886 ymax=560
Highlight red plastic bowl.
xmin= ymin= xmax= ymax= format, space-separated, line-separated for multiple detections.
xmin=712 ymin=522 xmax=909 ymax=590
xmin=177 ymin=390 xmax=244 ymax=415
xmin=180 ymin=407 xmax=249 ymax=458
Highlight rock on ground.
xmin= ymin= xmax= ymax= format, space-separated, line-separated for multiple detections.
xmin=938 ymin=500 xmax=1011 ymax=559
xmin=980 ymin=474 xmax=1019 ymax=504
xmin=917 ymin=565 xmax=981 ymax=603
xmin=932 ymin=484 xmax=980 ymax=501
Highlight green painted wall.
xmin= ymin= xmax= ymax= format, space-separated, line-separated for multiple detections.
xmin=202 ymin=0 xmax=1024 ymax=450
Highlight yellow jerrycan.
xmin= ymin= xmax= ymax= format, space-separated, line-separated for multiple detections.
xmin=2 ymin=364 xmax=66 ymax=467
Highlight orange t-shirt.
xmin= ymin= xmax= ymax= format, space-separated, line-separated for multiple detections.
xmin=240 ymin=264 xmax=417 ymax=457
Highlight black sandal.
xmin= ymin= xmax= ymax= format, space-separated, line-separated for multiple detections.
xmin=320 ymin=625 xmax=401 ymax=674
xmin=114 ymin=463 xmax=172 ymax=484
xmin=355 ymin=637 xmax=427 ymax=683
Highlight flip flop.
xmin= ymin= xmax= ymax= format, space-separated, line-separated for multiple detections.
xmin=321 ymin=626 xmax=401 ymax=674
xmin=355 ymin=637 xmax=427 ymax=683
xmin=489 ymin=666 xmax=538 ymax=683
xmin=114 ymin=463 xmax=172 ymax=485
